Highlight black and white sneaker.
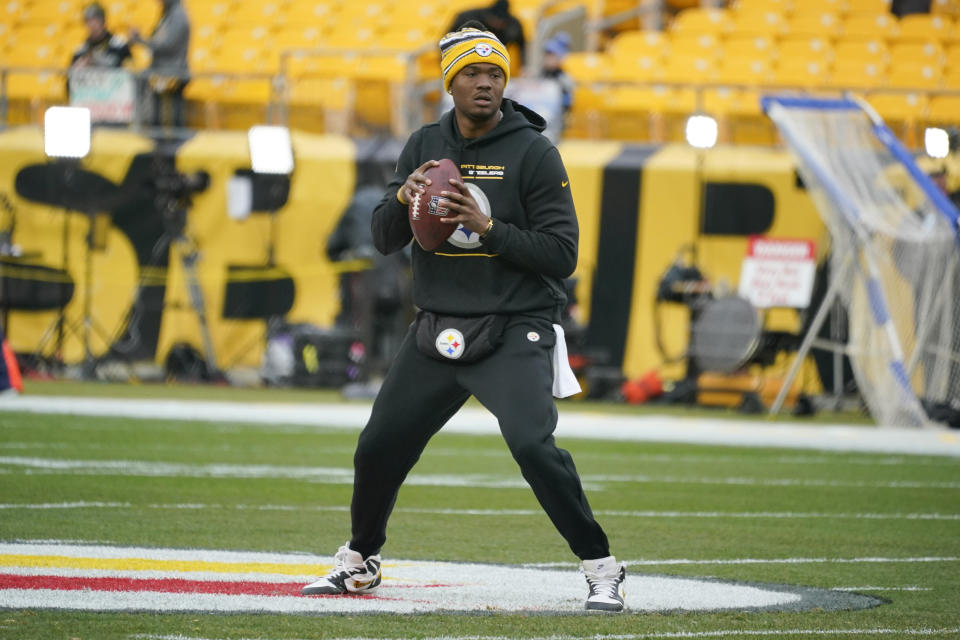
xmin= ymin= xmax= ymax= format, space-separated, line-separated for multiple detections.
xmin=301 ymin=543 xmax=382 ymax=595
xmin=582 ymin=556 xmax=626 ymax=612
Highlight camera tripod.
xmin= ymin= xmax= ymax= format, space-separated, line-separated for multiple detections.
xmin=110 ymin=221 xmax=221 ymax=381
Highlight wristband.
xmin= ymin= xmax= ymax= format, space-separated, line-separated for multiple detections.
xmin=479 ymin=218 xmax=494 ymax=239
xmin=396 ymin=187 xmax=409 ymax=206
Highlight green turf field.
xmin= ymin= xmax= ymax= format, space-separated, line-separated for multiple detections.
xmin=0 ymin=383 xmax=958 ymax=639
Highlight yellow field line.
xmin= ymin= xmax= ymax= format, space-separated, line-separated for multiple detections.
xmin=0 ymin=554 xmax=329 ymax=576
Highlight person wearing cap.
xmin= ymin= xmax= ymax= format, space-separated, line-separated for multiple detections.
xmin=70 ymin=3 xmax=132 ymax=69
xmin=540 ymin=32 xmax=574 ymax=116
xmin=300 ymin=22 xmax=625 ymax=613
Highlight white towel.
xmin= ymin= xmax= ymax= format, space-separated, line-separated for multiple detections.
xmin=551 ymin=323 xmax=582 ymax=398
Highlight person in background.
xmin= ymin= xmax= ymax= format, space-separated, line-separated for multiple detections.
xmin=891 ymin=0 xmax=931 ymax=16
xmin=129 ymin=0 xmax=190 ymax=128
xmin=449 ymin=0 xmax=526 ymax=74
xmin=71 ymin=3 xmax=132 ymax=69
xmin=540 ymin=32 xmax=573 ymax=117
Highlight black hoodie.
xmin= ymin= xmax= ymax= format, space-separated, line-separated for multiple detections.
xmin=371 ymin=99 xmax=578 ymax=320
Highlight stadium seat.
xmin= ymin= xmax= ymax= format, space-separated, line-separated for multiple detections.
xmin=826 ymin=60 xmax=885 ymax=89
xmin=845 ymin=0 xmax=894 ymax=14
xmin=866 ymin=91 xmax=928 ymax=122
xmin=5 ymin=69 xmax=67 ymax=101
xmin=562 ymin=52 xmax=612 ymax=83
xmin=886 ymin=61 xmax=943 ymax=88
xmin=669 ymin=32 xmax=721 ymax=58
xmin=770 ymin=59 xmax=828 ymax=89
xmin=888 ymin=41 xmax=946 ymax=67
xmin=842 ymin=13 xmax=899 ymax=39
xmin=24 ymin=1 xmax=80 ymax=25
xmin=895 ymin=14 xmax=954 ymax=42
xmin=608 ymin=52 xmax=658 ymax=84
xmin=377 ymin=28 xmax=434 ymax=52
xmin=220 ymin=24 xmax=274 ymax=50
xmin=793 ymin=0 xmax=845 ymax=14
xmin=730 ymin=10 xmax=787 ymax=37
xmin=186 ymin=1 xmax=236 ymax=27
xmin=286 ymin=0 xmax=339 ymax=22
xmin=191 ymin=23 xmax=223 ymax=52
xmin=927 ymin=94 xmax=960 ymax=126
xmin=319 ymin=27 xmax=379 ymax=51
xmin=608 ymin=30 xmax=668 ymax=59
xmin=947 ymin=43 xmax=960 ymax=67
xmin=670 ymin=8 xmax=733 ymax=35
xmin=931 ymin=0 xmax=959 ymax=16
xmin=722 ymin=34 xmax=774 ymax=60
xmin=209 ymin=45 xmax=271 ymax=74
xmin=786 ymin=11 xmax=842 ymax=38
xmin=277 ymin=25 xmax=323 ymax=50
xmin=776 ymin=36 xmax=833 ymax=67
xmin=731 ymin=0 xmax=793 ymax=14
xmin=833 ymin=37 xmax=890 ymax=64
xmin=230 ymin=1 xmax=289 ymax=27
xmin=2 ymin=0 xmax=28 ymax=24
xmin=4 ymin=33 xmax=64 ymax=68
xmin=661 ymin=54 xmax=716 ymax=84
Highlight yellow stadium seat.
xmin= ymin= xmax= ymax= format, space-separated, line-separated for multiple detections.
xmin=25 ymin=1 xmax=81 ymax=26
xmin=377 ymin=28 xmax=434 ymax=52
xmin=221 ymin=24 xmax=274 ymax=49
xmin=209 ymin=45 xmax=271 ymax=74
xmin=2 ymin=0 xmax=28 ymax=24
xmin=730 ymin=10 xmax=787 ymax=37
xmin=931 ymin=0 xmax=959 ymax=16
xmin=661 ymin=55 xmax=716 ymax=83
xmin=563 ymin=52 xmax=612 ymax=83
xmin=776 ymin=36 xmax=833 ymax=66
xmin=887 ymin=61 xmax=943 ymax=88
xmin=230 ymin=1 xmax=289 ymax=27
xmin=126 ymin=1 xmax=161 ymax=32
xmin=770 ymin=60 xmax=828 ymax=88
xmin=794 ymin=0 xmax=845 ymax=13
xmin=947 ymin=43 xmax=960 ymax=66
xmin=277 ymin=25 xmax=323 ymax=50
xmin=716 ymin=56 xmax=772 ymax=86
xmin=608 ymin=30 xmax=668 ymax=59
xmin=827 ymin=60 xmax=886 ymax=88
xmin=896 ymin=14 xmax=954 ymax=42
xmin=722 ymin=34 xmax=774 ymax=60
xmin=188 ymin=47 xmax=217 ymax=73
xmin=889 ymin=41 xmax=946 ymax=66
xmin=833 ymin=37 xmax=890 ymax=63
xmin=866 ymin=91 xmax=928 ymax=122
xmin=609 ymin=51 xmax=660 ymax=83
xmin=927 ymin=94 xmax=960 ymax=126
xmin=842 ymin=13 xmax=899 ymax=39
xmin=787 ymin=11 xmax=842 ymax=38
xmin=337 ymin=2 xmax=390 ymax=28
xmin=286 ymin=0 xmax=340 ymax=21
xmin=670 ymin=8 xmax=733 ymax=35
xmin=846 ymin=0 xmax=894 ymax=14
xmin=185 ymin=1 xmax=235 ymax=27
xmin=319 ymin=27 xmax=379 ymax=50
xmin=4 ymin=39 xmax=63 ymax=68
xmin=7 ymin=23 xmax=63 ymax=53
xmin=5 ymin=69 xmax=67 ymax=100
xmin=288 ymin=76 xmax=352 ymax=108
xmin=191 ymin=23 xmax=222 ymax=51
xmin=732 ymin=0 xmax=794 ymax=14
xmin=669 ymin=32 xmax=721 ymax=57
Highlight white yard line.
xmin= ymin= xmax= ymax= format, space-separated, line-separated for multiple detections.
xmin=1 ymin=501 xmax=958 ymax=522
xmin=1 ymin=456 xmax=955 ymax=492
xmin=526 ymin=557 xmax=959 ymax=568
xmin=3 ymin=396 xmax=959 ymax=456
xmin=830 ymin=586 xmax=932 ymax=591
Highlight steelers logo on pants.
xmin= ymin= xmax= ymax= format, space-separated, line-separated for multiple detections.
xmin=436 ymin=329 xmax=465 ymax=359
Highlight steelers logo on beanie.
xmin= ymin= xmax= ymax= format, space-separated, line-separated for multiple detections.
xmin=439 ymin=27 xmax=511 ymax=92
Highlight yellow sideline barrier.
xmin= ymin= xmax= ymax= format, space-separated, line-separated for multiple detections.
xmin=1 ymin=130 xmax=826 ymax=385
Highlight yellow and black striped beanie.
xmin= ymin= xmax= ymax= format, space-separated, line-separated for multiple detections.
xmin=439 ymin=27 xmax=511 ymax=92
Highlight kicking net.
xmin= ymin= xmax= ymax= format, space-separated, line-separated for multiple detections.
xmin=763 ymin=96 xmax=960 ymax=428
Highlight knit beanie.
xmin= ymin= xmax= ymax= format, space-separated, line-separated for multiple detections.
xmin=439 ymin=27 xmax=511 ymax=92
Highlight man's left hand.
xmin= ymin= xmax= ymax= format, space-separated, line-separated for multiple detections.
xmin=440 ymin=179 xmax=488 ymax=236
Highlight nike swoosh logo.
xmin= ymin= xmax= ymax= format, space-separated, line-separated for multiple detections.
xmin=561 ymin=181 xmax=569 ymax=187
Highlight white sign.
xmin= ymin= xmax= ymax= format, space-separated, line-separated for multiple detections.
xmin=738 ymin=237 xmax=816 ymax=309
xmin=68 ymin=68 xmax=136 ymax=124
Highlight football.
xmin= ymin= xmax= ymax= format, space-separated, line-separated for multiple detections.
xmin=409 ymin=158 xmax=461 ymax=251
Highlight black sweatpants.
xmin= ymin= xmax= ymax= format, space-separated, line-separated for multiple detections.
xmin=349 ymin=316 xmax=611 ymax=561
